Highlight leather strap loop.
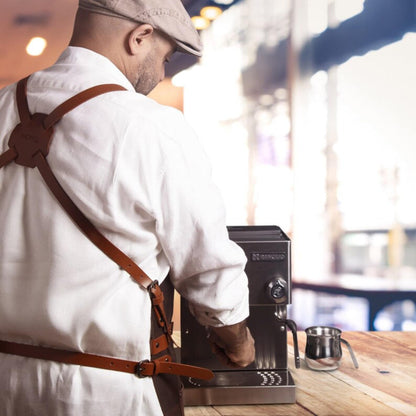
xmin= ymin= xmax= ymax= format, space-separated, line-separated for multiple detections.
xmin=137 ymin=355 xmax=214 ymax=380
xmin=149 ymin=283 xmax=170 ymax=327
xmin=150 ymin=361 xmax=213 ymax=379
xmin=151 ymin=334 xmax=170 ymax=355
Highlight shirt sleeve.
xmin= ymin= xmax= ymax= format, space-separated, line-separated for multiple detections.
xmin=152 ymin=110 xmax=249 ymax=328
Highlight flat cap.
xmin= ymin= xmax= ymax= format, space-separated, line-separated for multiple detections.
xmin=79 ymin=0 xmax=202 ymax=56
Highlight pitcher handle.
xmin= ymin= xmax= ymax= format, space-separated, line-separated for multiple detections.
xmin=340 ymin=338 xmax=359 ymax=369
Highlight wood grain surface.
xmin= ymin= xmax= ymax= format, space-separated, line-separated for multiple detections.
xmin=184 ymin=331 xmax=416 ymax=416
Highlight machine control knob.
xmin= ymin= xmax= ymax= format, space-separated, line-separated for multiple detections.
xmin=267 ymin=278 xmax=287 ymax=303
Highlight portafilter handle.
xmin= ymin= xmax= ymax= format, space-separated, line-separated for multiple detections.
xmin=285 ymin=318 xmax=301 ymax=369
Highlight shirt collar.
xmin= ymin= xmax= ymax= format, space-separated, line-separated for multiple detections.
xmin=56 ymin=46 xmax=135 ymax=92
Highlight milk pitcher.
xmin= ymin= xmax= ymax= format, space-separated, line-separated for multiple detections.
xmin=305 ymin=326 xmax=359 ymax=371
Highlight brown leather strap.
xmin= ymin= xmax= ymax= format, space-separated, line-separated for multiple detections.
xmin=4 ymin=78 xmax=152 ymax=285
xmin=0 ymin=148 xmax=17 ymax=169
xmin=16 ymin=77 xmax=31 ymax=123
xmin=43 ymin=83 xmax=126 ymax=130
xmin=137 ymin=355 xmax=213 ymax=379
xmin=151 ymin=334 xmax=170 ymax=355
xmin=0 ymin=340 xmax=213 ymax=380
xmin=1 ymin=78 xmax=127 ymax=169
xmin=0 ymin=340 xmax=138 ymax=374
xmin=0 ymin=77 xmax=30 ymax=169
xmin=33 ymin=152 xmax=153 ymax=289
xmin=5 ymin=78 xmax=152 ymax=288
xmin=15 ymin=76 xmax=126 ymax=130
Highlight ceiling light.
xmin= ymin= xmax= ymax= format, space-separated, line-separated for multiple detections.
xmin=214 ymin=0 xmax=234 ymax=5
xmin=26 ymin=37 xmax=47 ymax=56
xmin=191 ymin=16 xmax=210 ymax=30
xmin=201 ymin=6 xmax=223 ymax=20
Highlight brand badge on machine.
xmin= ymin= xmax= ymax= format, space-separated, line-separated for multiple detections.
xmin=251 ymin=252 xmax=286 ymax=262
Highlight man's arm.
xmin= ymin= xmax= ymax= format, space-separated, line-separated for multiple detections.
xmin=207 ymin=320 xmax=255 ymax=368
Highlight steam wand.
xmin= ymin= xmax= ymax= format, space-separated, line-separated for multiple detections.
xmin=275 ymin=310 xmax=301 ymax=369
xmin=285 ymin=319 xmax=301 ymax=368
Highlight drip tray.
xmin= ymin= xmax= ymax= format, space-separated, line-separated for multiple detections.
xmin=182 ymin=370 xmax=296 ymax=406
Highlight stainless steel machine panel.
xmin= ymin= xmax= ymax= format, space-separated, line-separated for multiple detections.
xmin=180 ymin=226 xmax=298 ymax=406
xmin=183 ymin=370 xmax=296 ymax=406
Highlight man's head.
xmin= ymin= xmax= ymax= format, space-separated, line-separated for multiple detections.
xmin=70 ymin=0 xmax=202 ymax=94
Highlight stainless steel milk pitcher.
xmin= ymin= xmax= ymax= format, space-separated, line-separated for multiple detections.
xmin=305 ymin=326 xmax=359 ymax=371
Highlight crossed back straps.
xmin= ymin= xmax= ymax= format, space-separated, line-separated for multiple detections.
xmin=0 ymin=76 xmax=213 ymax=382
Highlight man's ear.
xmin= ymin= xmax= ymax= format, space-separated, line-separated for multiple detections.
xmin=128 ymin=24 xmax=154 ymax=55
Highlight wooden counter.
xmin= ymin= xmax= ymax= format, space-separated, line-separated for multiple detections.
xmin=184 ymin=331 xmax=416 ymax=416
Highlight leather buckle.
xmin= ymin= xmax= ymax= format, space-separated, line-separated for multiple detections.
xmin=135 ymin=359 xmax=151 ymax=378
xmin=147 ymin=280 xmax=159 ymax=292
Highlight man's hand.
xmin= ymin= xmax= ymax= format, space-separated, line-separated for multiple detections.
xmin=207 ymin=320 xmax=255 ymax=368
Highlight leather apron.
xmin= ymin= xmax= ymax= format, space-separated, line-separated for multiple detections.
xmin=0 ymin=76 xmax=212 ymax=415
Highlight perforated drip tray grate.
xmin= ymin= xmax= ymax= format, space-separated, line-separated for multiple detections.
xmin=182 ymin=370 xmax=296 ymax=406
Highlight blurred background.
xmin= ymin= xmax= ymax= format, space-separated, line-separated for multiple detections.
xmin=2 ymin=0 xmax=415 ymax=331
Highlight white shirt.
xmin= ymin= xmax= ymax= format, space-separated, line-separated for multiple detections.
xmin=0 ymin=47 xmax=249 ymax=416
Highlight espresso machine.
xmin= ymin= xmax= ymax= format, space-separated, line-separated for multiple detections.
xmin=180 ymin=225 xmax=300 ymax=405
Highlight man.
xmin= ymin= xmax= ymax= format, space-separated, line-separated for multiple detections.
xmin=0 ymin=0 xmax=254 ymax=415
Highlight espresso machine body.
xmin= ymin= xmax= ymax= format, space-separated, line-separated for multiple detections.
xmin=180 ymin=225 xmax=298 ymax=405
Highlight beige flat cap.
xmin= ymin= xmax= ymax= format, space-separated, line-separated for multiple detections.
xmin=79 ymin=0 xmax=202 ymax=56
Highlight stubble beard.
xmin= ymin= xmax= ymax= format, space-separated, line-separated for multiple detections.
xmin=133 ymin=53 xmax=159 ymax=95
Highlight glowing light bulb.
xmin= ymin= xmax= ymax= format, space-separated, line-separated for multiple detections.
xmin=201 ymin=6 xmax=223 ymax=20
xmin=191 ymin=16 xmax=210 ymax=30
xmin=26 ymin=37 xmax=47 ymax=56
